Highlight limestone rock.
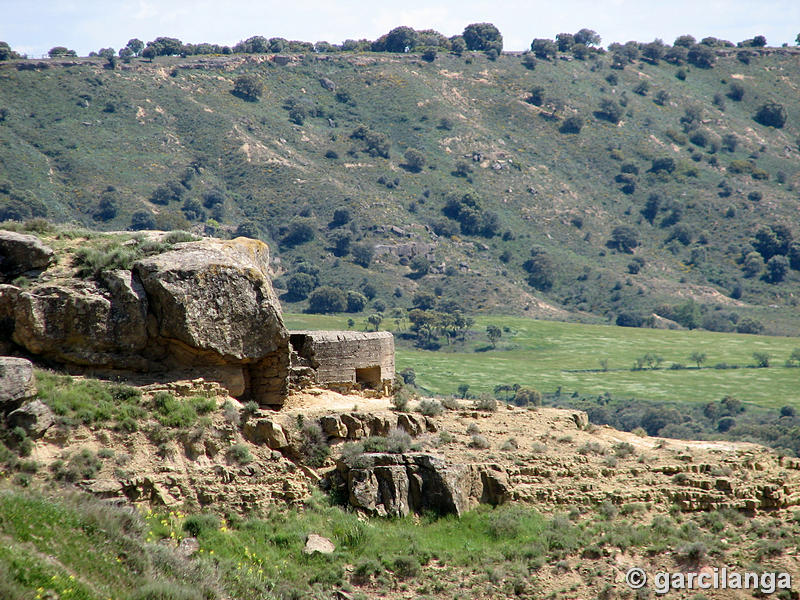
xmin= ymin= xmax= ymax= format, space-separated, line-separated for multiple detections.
xmin=304 ymin=533 xmax=335 ymax=555
xmin=7 ymin=399 xmax=54 ymax=437
xmin=341 ymin=413 xmax=365 ymax=439
xmin=396 ymin=413 xmax=424 ymax=436
xmin=0 ymin=356 xmax=37 ymax=409
xmin=337 ymin=452 xmax=509 ymax=517
xmin=0 ymin=231 xmax=53 ymax=279
xmin=320 ymin=415 xmax=348 ymax=438
xmin=571 ymin=411 xmax=589 ymax=430
xmin=2 ymin=236 xmax=291 ymax=405
xmin=133 ymin=238 xmax=286 ymax=361
xmin=10 ymin=279 xmax=149 ymax=368
xmin=243 ymin=418 xmax=288 ymax=449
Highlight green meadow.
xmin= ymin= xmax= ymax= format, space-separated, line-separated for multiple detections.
xmin=283 ymin=313 xmax=800 ymax=408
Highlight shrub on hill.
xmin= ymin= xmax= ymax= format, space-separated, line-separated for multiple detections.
xmin=463 ymin=23 xmax=503 ymax=52
xmin=308 ymin=286 xmax=346 ymax=313
xmin=233 ymin=75 xmax=264 ymax=101
xmin=754 ymin=102 xmax=787 ymax=128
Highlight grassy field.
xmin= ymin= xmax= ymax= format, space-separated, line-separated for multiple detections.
xmin=283 ymin=313 xmax=800 ymax=408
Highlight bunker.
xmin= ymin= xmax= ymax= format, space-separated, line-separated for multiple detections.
xmin=288 ymin=330 xmax=394 ymax=394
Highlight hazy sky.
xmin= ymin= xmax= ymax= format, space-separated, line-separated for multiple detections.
xmin=2 ymin=0 xmax=798 ymax=58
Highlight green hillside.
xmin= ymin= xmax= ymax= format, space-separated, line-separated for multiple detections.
xmin=2 ymin=42 xmax=800 ymax=332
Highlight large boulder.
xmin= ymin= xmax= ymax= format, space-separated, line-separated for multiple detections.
xmin=1 ymin=237 xmax=290 ymax=405
xmin=133 ymin=238 xmax=286 ymax=362
xmin=10 ymin=276 xmax=150 ymax=368
xmin=336 ymin=452 xmax=509 ymax=517
xmin=0 ymin=356 xmax=37 ymax=410
xmin=0 ymin=231 xmax=54 ymax=279
xmin=242 ymin=418 xmax=288 ymax=449
xmin=7 ymin=399 xmax=54 ymax=438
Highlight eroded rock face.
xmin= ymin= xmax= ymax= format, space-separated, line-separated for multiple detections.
xmin=133 ymin=239 xmax=285 ymax=362
xmin=0 ymin=231 xmax=54 ymax=279
xmin=7 ymin=399 xmax=54 ymax=438
xmin=1 ymin=237 xmax=289 ymax=405
xmin=335 ymin=452 xmax=509 ymax=517
xmin=11 ymin=278 xmax=150 ymax=368
xmin=0 ymin=356 xmax=37 ymax=409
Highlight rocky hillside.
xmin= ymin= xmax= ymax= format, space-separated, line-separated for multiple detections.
xmin=2 ymin=361 xmax=799 ymax=599
xmin=1 ymin=45 xmax=800 ymax=333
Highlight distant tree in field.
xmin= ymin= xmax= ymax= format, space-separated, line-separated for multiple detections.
xmin=146 ymin=37 xmax=182 ymax=56
xmin=351 ymin=243 xmax=374 ymax=268
xmin=727 ymin=82 xmax=744 ymax=101
xmin=560 ymin=115 xmax=583 ymax=134
xmin=0 ymin=41 xmax=20 ymax=61
xmin=330 ymin=231 xmax=351 ymax=256
xmin=449 ymin=36 xmax=467 ymax=55
xmin=796 ymin=33 xmax=800 ymax=45
xmin=130 ymin=210 xmax=155 ymax=230
xmin=142 ymin=46 xmax=156 ymax=61
xmin=48 ymin=46 xmax=77 ymax=58
xmin=346 ymin=290 xmax=367 ymax=313
xmin=754 ymin=102 xmax=786 ymax=128
xmin=664 ymin=46 xmax=688 ymax=65
xmin=689 ymin=352 xmax=706 ymax=368
xmin=556 ymin=33 xmax=575 ymax=51
xmin=403 ymin=148 xmax=426 ymax=172
xmin=743 ymin=251 xmax=764 ymax=278
xmin=752 ymin=224 xmax=792 ymax=260
xmin=457 ymin=383 xmax=470 ymax=398
xmin=522 ymin=248 xmax=555 ymax=290
xmin=233 ymin=75 xmax=264 ymax=101
xmin=765 ymin=255 xmax=789 ymax=283
xmin=596 ymin=98 xmax=623 ymax=123
xmin=118 ymin=47 xmax=133 ymax=60
xmin=650 ymin=157 xmax=676 ymax=173
xmin=126 ymin=38 xmax=144 ymax=56
xmin=97 ymin=47 xmax=115 ymax=59
xmin=641 ymin=40 xmax=665 ymax=63
xmin=531 ymin=38 xmax=556 ymax=59
xmin=514 ymin=388 xmax=542 ymax=406
xmin=372 ymin=26 xmax=418 ymax=52
xmin=308 ymin=286 xmax=347 ymax=313
xmin=608 ymin=226 xmax=639 ymax=253
xmin=409 ymin=255 xmax=430 ymax=278
xmin=281 ymin=218 xmax=315 ymax=247
xmin=285 ymin=272 xmax=316 ymax=301
xmin=486 ymin=324 xmax=501 ymax=348
xmin=463 ymin=23 xmax=503 ymax=52
xmin=421 ymin=48 xmax=437 ymax=62
xmin=367 ymin=313 xmax=383 ymax=331
xmin=521 ymin=52 xmax=537 ymax=69
xmin=329 ymin=207 xmax=351 ymax=228
xmin=526 ymin=86 xmax=545 ymax=106
xmin=687 ymin=44 xmax=715 ymax=68
xmin=574 ymin=28 xmax=601 ymax=46
xmin=674 ymin=35 xmax=696 ymax=48
xmin=753 ymin=352 xmax=770 ymax=368
xmin=751 ymin=35 xmax=767 ymax=47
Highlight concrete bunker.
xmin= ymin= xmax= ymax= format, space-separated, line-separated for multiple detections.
xmin=289 ymin=330 xmax=394 ymax=394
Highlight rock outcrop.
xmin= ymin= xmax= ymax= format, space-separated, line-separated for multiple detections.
xmin=0 ymin=356 xmax=37 ymax=410
xmin=334 ymin=452 xmax=509 ymax=517
xmin=7 ymin=399 xmax=54 ymax=438
xmin=0 ymin=236 xmax=289 ymax=405
xmin=0 ymin=231 xmax=54 ymax=279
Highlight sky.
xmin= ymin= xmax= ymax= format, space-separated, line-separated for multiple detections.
xmin=1 ymin=0 xmax=799 ymax=58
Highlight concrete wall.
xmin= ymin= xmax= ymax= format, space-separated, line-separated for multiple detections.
xmin=289 ymin=330 xmax=394 ymax=392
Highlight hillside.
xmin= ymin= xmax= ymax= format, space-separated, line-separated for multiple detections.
xmin=2 ymin=370 xmax=799 ymax=600
xmin=1 ymin=45 xmax=800 ymax=333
